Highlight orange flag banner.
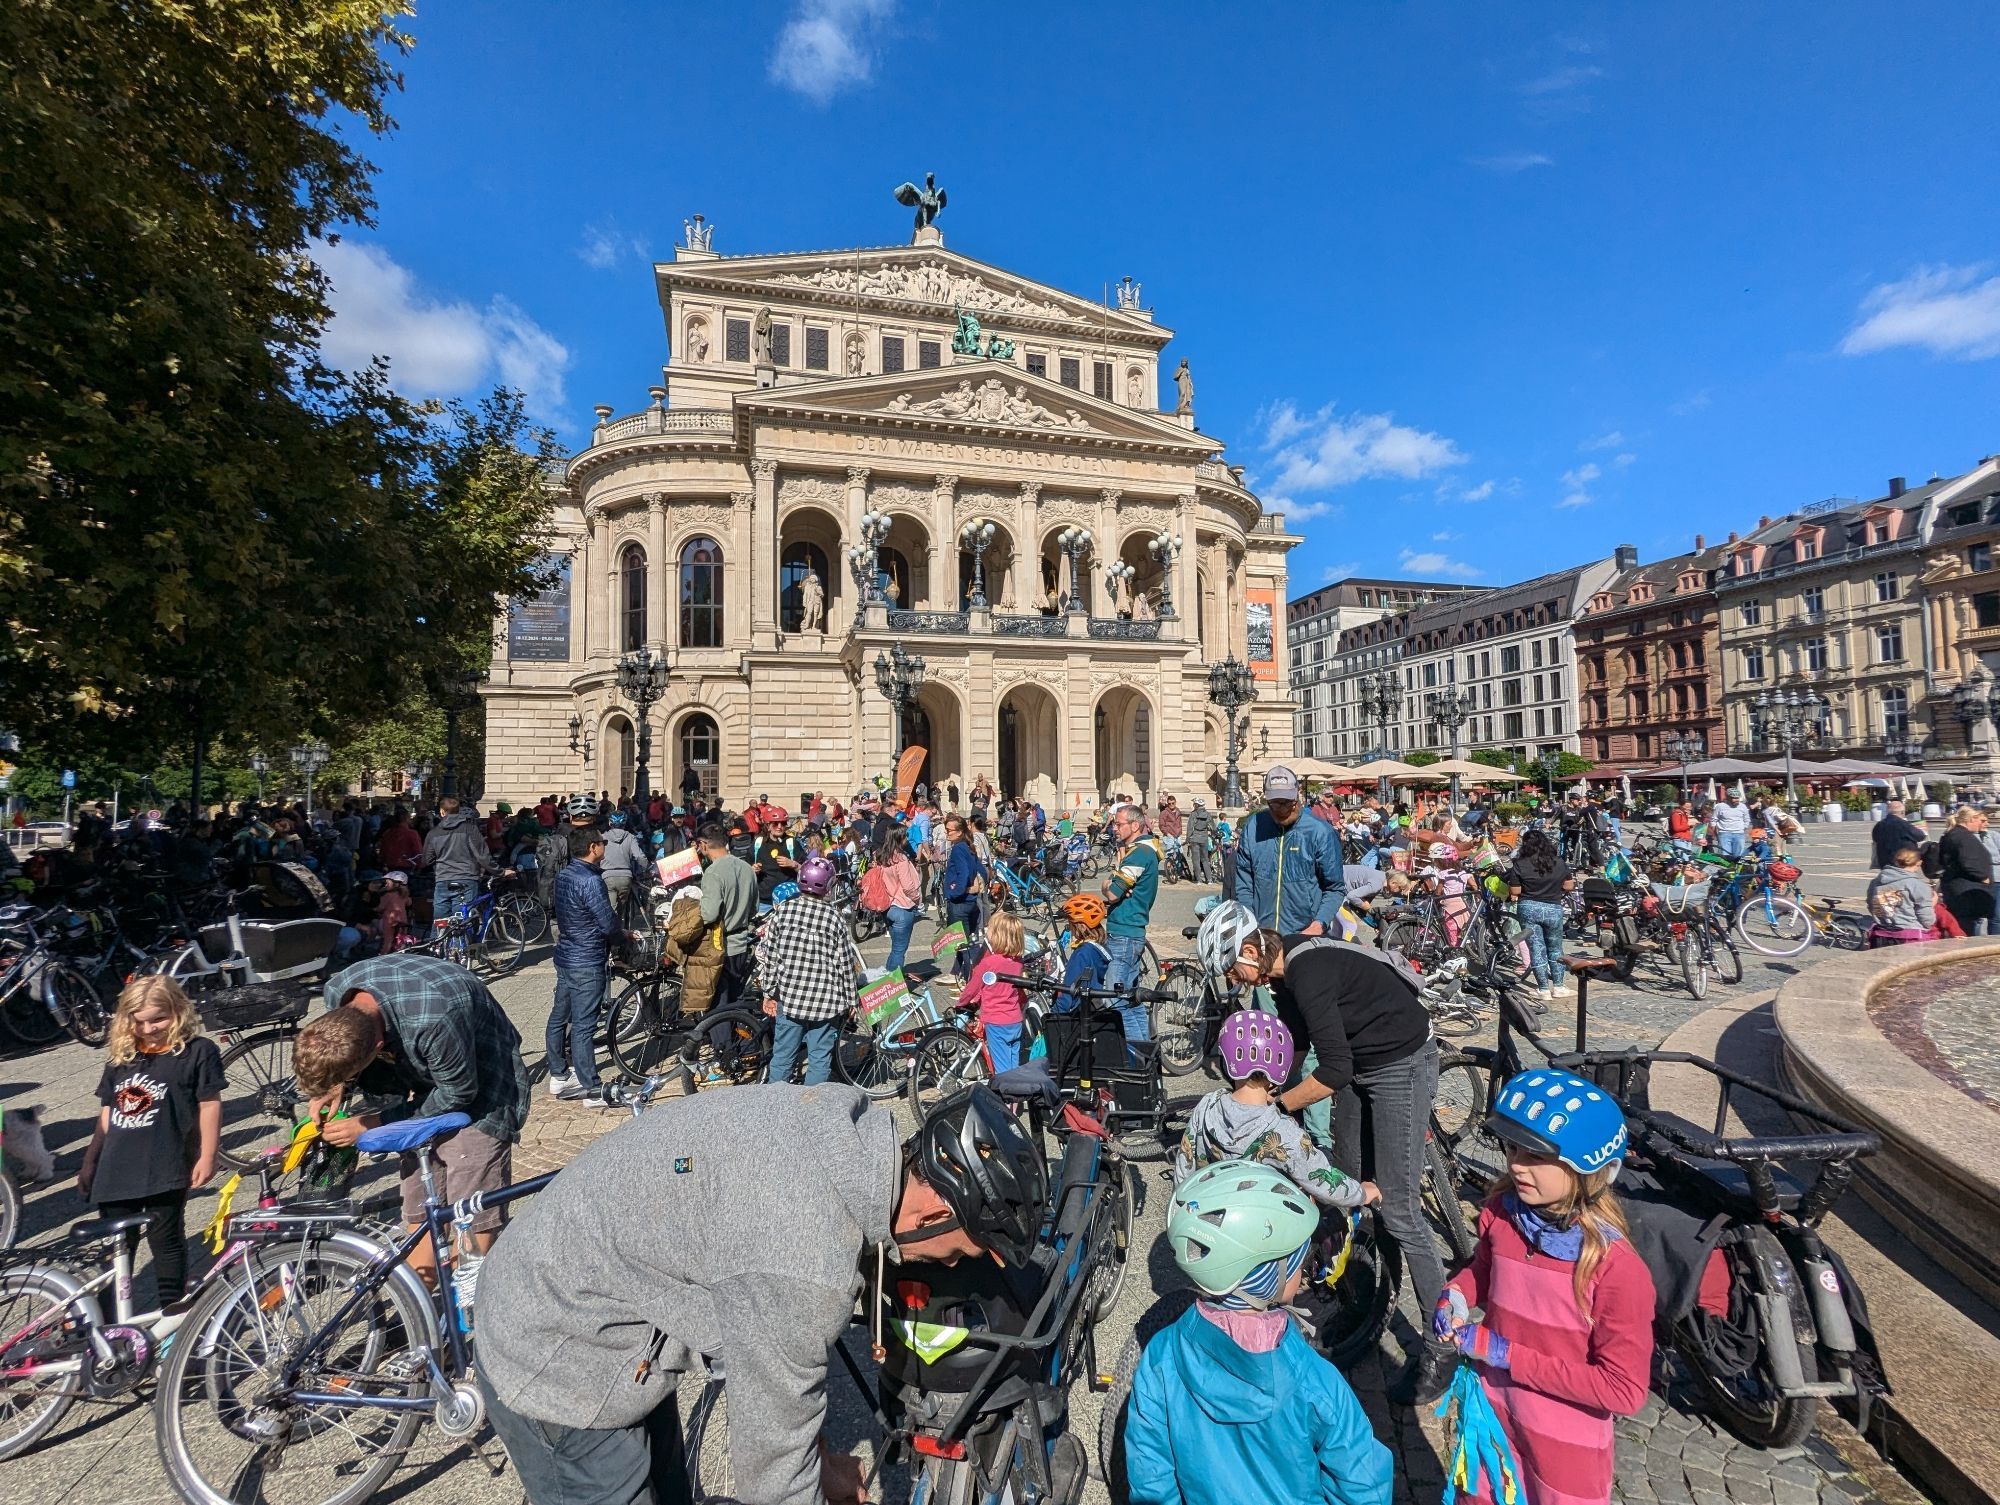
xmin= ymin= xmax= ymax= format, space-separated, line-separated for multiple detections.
xmin=893 ymin=745 xmax=928 ymax=809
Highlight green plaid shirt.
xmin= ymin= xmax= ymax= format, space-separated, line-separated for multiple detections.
xmin=323 ymin=954 xmax=531 ymax=1142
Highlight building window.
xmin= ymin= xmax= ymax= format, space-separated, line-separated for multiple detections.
xmin=1502 ymin=679 xmax=1524 ymax=707
xmin=1801 ymin=585 xmax=1824 ymax=617
xmin=1059 ymin=356 xmax=1081 ymax=389
xmin=1499 ymin=645 xmax=1522 ymax=673
xmin=1741 ymin=599 xmax=1761 ymax=626
xmin=725 ymin=318 xmax=750 ymax=362
xmin=918 ymin=340 xmax=941 ymax=369
xmin=1026 ymin=352 xmax=1046 ymax=378
xmin=1876 ymin=623 xmax=1903 ymax=663
xmin=1093 ymin=361 xmax=1112 ymax=399
xmin=803 ymin=327 xmax=829 ymax=371
xmin=1743 ymin=646 xmax=1765 ymax=680
xmin=1874 ymin=571 xmax=1899 ymax=603
xmin=1552 ymin=706 xmax=1565 ymax=734
xmin=769 ymin=323 xmax=791 ymax=367
xmin=1804 ymin=637 xmax=1827 ymax=672
xmin=1953 ymin=502 xmax=1983 ymax=526
xmin=1971 ymin=542 xmax=1994 ymax=573
xmin=1531 ymin=674 xmax=1544 ymax=700
xmin=1548 ymin=670 xmax=1561 ymax=699
xmin=679 ymin=536 xmax=725 ymax=648
xmin=1881 ymin=687 xmax=1909 ymax=739
xmin=1480 ymin=651 xmax=1491 ymax=676
xmin=1502 ymin=712 xmax=1524 ymax=739
xmin=620 ymin=542 xmax=647 ymax=652
xmin=1422 ymin=662 xmax=1438 ymax=687
xmin=1534 ymin=708 xmax=1547 ymax=737
xmin=677 ymin=713 xmax=720 ymax=802
xmin=881 ymin=337 xmax=905 ymax=374
xmin=1532 ymin=639 xmax=1544 ymax=668
xmin=1977 ymin=591 xmax=2000 ymax=629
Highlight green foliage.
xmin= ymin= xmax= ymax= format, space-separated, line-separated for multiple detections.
xmin=1467 ymin=748 xmax=1519 ymax=770
xmin=0 ymin=1 xmax=556 ymax=771
xmin=1493 ymin=802 xmax=1531 ymax=823
xmin=1403 ymin=750 xmax=1441 ymax=767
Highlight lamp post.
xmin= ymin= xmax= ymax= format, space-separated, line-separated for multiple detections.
xmin=1953 ymin=673 xmax=1996 ymax=755
xmin=566 ymin=711 xmax=594 ymax=772
xmin=1057 ymin=526 xmax=1093 ymax=613
xmin=404 ymin=760 xmax=432 ymax=801
xmin=1662 ymin=729 xmax=1706 ymax=801
xmin=1425 ymin=687 xmax=1477 ymax=808
xmin=1103 ymin=559 xmax=1136 ymax=616
xmin=248 ymin=751 xmax=268 ymax=802
xmin=1205 ymin=655 xmax=1258 ymax=809
xmin=439 ymin=667 xmax=485 ymax=799
xmin=1536 ymin=748 xmax=1564 ymax=800
xmin=1753 ymin=687 xmax=1827 ymax=806
xmin=289 ymin=739 xmax=329 ymax=822
xmin=1358 ymin=669 xmax=1402 ymax=805
xmin=1148 ymin=533 xmax=1180 ymax=618
xmin=959 ymin=520 xmax=996 ymax=609
xmin=616 ymin=646 xmax=671 ymax=809
xmin=873 ymin=641 xmax=927 ymax=758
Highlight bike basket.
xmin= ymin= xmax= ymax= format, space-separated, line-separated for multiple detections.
xmin=620 ymin=924 xmax=667 ymax=975
xmin=1661 ymin=880 xmax=1711 ymax=915
xmin=195 ymin=986 xmax=308 ymax=1032
xmin=1767 ymin=860 xmax=1802 ymax=883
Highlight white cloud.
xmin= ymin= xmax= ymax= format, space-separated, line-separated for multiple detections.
xmin=1397 ymin=549 xmax=1481 ymax=580
xmin=1556 ymin=462 xmax=1600 ymax=510
xmin=1469 ymin=152 xmax=1554 ymax=172
xmin=1840 ymin=264 xmax=2000 ymax=360
xmin=1612 ymin=452 xmax=1636 ymax=468
xmin=1581 ymin=429 xmax=1625 ymax=451
xmin=1671 ymin=388 xmax=1712 ymax=415
xmin=769 ymin=0 xmax=896 ymax=104
xmin=1267 ymin=493 xmax=1339 ymax=524
xmin=1320 ymin=561 xmax=1362 ymax=584
xmin=1260 ymin=400 xmax=1467 ymax=497
xmin=1520 ymin=63 xmax=1604 ymax=96
xmin=1458 ymin=479 xmax=1496 ymax=503
xmin=314 ymin=239 xmax=571 ymax=424
xmin=578 ymin=219 xmax=644 ymax=270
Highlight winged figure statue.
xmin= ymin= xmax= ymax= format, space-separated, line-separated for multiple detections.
xmin=893 ymin=172 xmax=947 ymax=232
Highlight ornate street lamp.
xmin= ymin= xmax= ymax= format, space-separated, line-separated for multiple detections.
xmin=1206 ymin=655 xmax=1259 ymax=809
xmin=248 ymin=751 xmax=268 ymax=802
xmin=1425 ymin=687 xmax=1477 ymax=807
xmin=1358 ymin=669 xmax=1402 ymax=804
xmin=1148 ymin=532 xmax=1180 ymax=617
xmin=288 ymin=739 xmax=329 ymax=821
xmin=1753 ymin=686 xmax=1828 ymax=806
xmin=1536 ymin=747 xmax=1564 ymax=799
xmin=404 ymin=760 xmax=433 ymax=800
xmin=874 ymin=641 xmax=927 ymax=756
xmin=439 ymin=667 xmax=486 ymax=799
xmin=1057 ymin=526 xmax=1093 ymax=613
xmin=616 ymin=646 xmax=671 ymax=808
xmin=1662 ymin=728 xmax=1706 ymax=801
xmin=1103 ymin=559 xmax=1136 ymax=616
xmin=960 ymin=520 xmax=997 ymax=609
xmin=566 ymin=711 xmax=594 ymax=771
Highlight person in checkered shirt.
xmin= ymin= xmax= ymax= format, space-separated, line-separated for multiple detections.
xmin=757 ymin=854 xmax=863 ymax=1086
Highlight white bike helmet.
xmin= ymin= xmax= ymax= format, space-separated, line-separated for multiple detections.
xmin=567 ymin=793 xmax=600 ymax=821
xmin=1196 ymin=899 xmax=1261 ymax=979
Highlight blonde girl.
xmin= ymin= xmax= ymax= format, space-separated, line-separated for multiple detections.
xmin=960 ymin=909 xmax=1027 ymax=1073
xmin=77 ymin=976 xmax=224 ymax=1305
xmin=1430 ymin=1068 xmax=1655 ymax=1503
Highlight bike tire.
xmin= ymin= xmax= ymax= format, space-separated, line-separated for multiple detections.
xmin=0 ymin=1266 xmax=79 ymax=1459
xmin=683 ymin=1368 xmax=728 ymax=1503
xmin=215 ymin=1025 xmax=305 ymax=1174
xmin=1675 ymin=1328 xmax=1820 ymax=1450
xmin=1148 ymin=972 xmax=1210 ymax=1076
xmin=475 ymin=920 xmax=528 ymax=977
xmin=1 ymin=974 xmax=64 ymax=1048
xmin=0 ymin=1168 xmax=18 ymax=1251
xmin=606 ymin=976 xmax=688 ymax=1083
xmin=1708 ymin=916 xmax=1745 ymax=985
xmin=1736 ymin=895 xmax=1813 ymax=957
xmin=46 ymin=962 xmax=108 ymax=1047
xmin=494 ymin=893 xmax=549 ymax=947
xmin=1097 ymin=1290 xmax=1200 ymax=1505
xmin=831 ymin=1027 xmax=904 ymax=1100
xmin=1304 ymin=1207 xmax=1404 ymax=1370
xmin=1823 ymin=912 xmax=1871 ymax=952
xmin=1679 ymin=934 xmax=1711 ymax=1000
xmin=905 ymin=1026 xmax=988 ymax=1119
xmin=1432 ymin=1052 xmax=1504 ymax=1196
xmin=154 ymin=1238 xmax=429 ymax=1505
xmin=1425 ymin=1132 xmax=1478 ymax=1265
xmin=677 ymin=1008 xmax=772 ymax=1095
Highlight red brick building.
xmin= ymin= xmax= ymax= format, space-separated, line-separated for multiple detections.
xmin=1575 ymin=538 xmax=1728 ymax=778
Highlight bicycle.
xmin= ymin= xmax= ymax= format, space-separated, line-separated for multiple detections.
xmin=1704 ymin=856 xmax=1813 ymax=958
xmin=1146 ymin=924 xmax=1240 ymax=1076
xmin=404 ymin=880 xmax=528 ymax=977
xmin=154 ymin=1083 xmax=668 ymax=1505
xmin=0 ymin=903 xmax=109 ymax=1047
xmin=1799 ymin=895 xmax=1870 ymax=951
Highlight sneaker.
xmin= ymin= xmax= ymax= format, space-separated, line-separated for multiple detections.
xmin=1387 ymin=1336 xmax=1462 ymax=1408
xmin=1551 ymin=981 xmax=1575 ymax=998
xmin=1536 ymin=986 xmax=1552 ymax=1003
xmin=545 ymin=1071 xmax=576 ymax=1098
xmin=559 ymin=1082 xmax=609 ymax=1106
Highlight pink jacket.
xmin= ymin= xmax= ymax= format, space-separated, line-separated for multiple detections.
xmin=960 ymin=951 xmax=1025 ymax=1028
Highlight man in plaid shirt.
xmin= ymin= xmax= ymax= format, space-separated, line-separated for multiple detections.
xmin=293 ymin=953 xmax=531 ymax=1284
xmin=757 ymin=855 xmax=862 ymax=1086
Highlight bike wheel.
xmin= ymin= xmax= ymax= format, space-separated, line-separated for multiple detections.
xmin=1823 ymin=912 xmax=1871 ymax=952
xmin=1708 ymin=916 xmax=1745 ymax=985
xmin=1736 ymin=895 xmax=1813 ymax=957
xmin=216 ymin=1026 xmax=304 ymax=1173
xmin=1089 ymin=1162 xmax=1136 ymax=1320
xmin=1302 ymin=1207 xmax=1404 ymax=1369
xmin=0 ymin=1169 xmax=18 ymax=1250
xmin=1676 ymin=1328 xmax=1820 ymax=1449
xmin=606 ymin=977 xmax=687 ymax=1083
xmin=45 ymin=963 xmax=108 ymax=1047
xmin=0 ymin=985 xmax=63 ymax=1047
xmin=1432 ymin=1051 xmax=1504 ymax=1194
xmin=1424 ymin=1133 xmax=1477 ymax=1265
xmin=478 ymin=916 xmax=529 ymax=976
xmin=905 ymin=1027 xmax=988 ymax=1119
xmin=1097 ymin=1290 xmax=1200 ymax=1505
xmin=832 ymin=1027 xmax=903 ymax=1100
xmin=677 ymin=1008 xmax=772 ymax=1095
xmin=1148 ymin=973 xmax=1209 ymax=1076
xmin=494 ymin=893 xmax=549 ymax=947
xmin=154 ymin=1239 xmax=430 ymax=1505
xmin=1678 ymin=933 xmax=1711 ymax=1000
xmin=0 ymin=1267 xmax=80 ymax=1460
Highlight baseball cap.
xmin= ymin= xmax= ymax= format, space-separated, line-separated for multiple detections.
xmin=1263 ymin=766 xmax=1302 ymax=802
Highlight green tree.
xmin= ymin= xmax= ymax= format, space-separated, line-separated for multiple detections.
xmin=1403 ymin=750 xmax=1441 ymax=767
xmin=0 ymin=2 xmax=556 ymax=775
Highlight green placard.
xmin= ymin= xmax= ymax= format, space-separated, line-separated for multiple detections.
xmin=930 ymin=920 xmax=967 ymax=963
xmin=857 ymin=969 xmax=911 ymax=1034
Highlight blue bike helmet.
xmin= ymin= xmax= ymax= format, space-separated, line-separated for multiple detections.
xmin=772 ymin=880 xmax=801 ymax=905
xmin=608 ymin=811 xmax=628 ymax=828
xmin=1486 ymin=1067 xmax=1627 ymax=1176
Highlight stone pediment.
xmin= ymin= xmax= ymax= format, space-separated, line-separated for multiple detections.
xmin=659 ymin=245 xmax=1170 ymax=344
xmin=736 ymin=366 xmax=1212 ymax=451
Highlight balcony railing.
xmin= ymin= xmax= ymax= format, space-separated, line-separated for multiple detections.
xmin=594 ymin=409 xmax=734 ymax=444
xmin=1088 ymin=617 xmax=1163 ymax=641
xmin=995 ymin=614 xmax=1070 ymax=638
xmin=886 ymin=609 xmax=970 ymax=634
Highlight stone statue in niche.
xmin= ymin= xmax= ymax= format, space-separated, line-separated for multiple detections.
xmin=1126 ymin=368 xmax=1143 ymax=406
xmin=752 ymin=308 xmax=773 ymax=364
xmin=1173 ymin=358 xmax=1195 ymax=416
xmin=845 ymin=333 xmax=867 ymax=376
xmin=684 ymin=317 xmax=710 ymax=362
xmin=798 ymin=570 xmax=825 ymax=633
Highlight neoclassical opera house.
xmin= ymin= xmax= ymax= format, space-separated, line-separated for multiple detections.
xmin=484 ymin=205 xmax=1296 ymax=810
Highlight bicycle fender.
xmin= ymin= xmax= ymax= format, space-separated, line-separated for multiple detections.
xmin=1 ymin=1261 xmax=105 ymax=1332
xmin=193 ymin=1229 xmax=441 ymax=1358
xmin=1737 ymin=1225 xmax=1815 ymax=1393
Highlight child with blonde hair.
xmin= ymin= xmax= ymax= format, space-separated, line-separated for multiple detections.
xmin=77 ymin=976 xmax=223 ymax=1305
xmin=1430 ymin=1067 xmax=1655 ymax=1500
xmin=960 ymin=908 xmax=1028 ymax=1073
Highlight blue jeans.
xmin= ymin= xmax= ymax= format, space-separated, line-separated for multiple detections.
xmin=946 ymin=897 xmax=981 ymax=977
xmin=547 ymin=965 xmax=606 ymax=1087
xmin=768 ymin=1014 xmax=839 ymax=1086
xmin=1718 ymin=830 xmax=1748 ymax=859
xmin=985 ymin=1022 xmax=1023 ymax=1075
xmin=1517 ymin=898 xmax=1565 ymax=988
xmin=884 ymin=905 xmax=920 ymax=973
xmin=435 ymin=878 xmax=479 ymax=922
xmin=1104 ymin=933 xmax=1150 ymax=1042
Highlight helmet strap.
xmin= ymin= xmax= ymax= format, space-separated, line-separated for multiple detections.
xmin=892 ymin=1212 xmax=963 ymax=1246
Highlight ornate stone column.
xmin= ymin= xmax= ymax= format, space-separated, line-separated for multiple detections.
xmin=584 ymin=505 xmax=608 ymax=662
xmin=750 ymin=459 xmax=778 ymax=645
xmin=729 ymin=488 xmax=757 ymax=647
xmin=645 ymin=491 xmax=668 ymax=651
xmin=1098 ymin=489 xmax=1121 ymax=585
xmin=1173 ymin=491 xmax=1198 ymax=643
xmin=603 ymin=507 xmax=623 ymax=658
xmin=1018 ymin=482 xmax=1041 ymax=610
xmin=845 ymin=466 xmax=870 ymax=548
xmin=932 ymin=474 xmax=956 ymax=610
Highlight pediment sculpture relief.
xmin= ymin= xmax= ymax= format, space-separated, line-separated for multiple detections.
xmin=885 ymin=378 xmax=1094 ymax=433
xmin=766 ymin=260 xmax=1069 ymax=321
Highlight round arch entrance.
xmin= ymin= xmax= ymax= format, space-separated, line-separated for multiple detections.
xmin=998 ymin=684 xmax=1062 ymax=806
xmin=906 ymin=682 xmax=964 ymax=797
xmin=603 ymin=713 xmax=635 ymax=800
xmin=1094 ymin=686 xmax=1154 ymax=803
xmin=780 ymin=505 xmax=843 ymax=632
xmin=674 ymin=710 xmax=720 ymax=803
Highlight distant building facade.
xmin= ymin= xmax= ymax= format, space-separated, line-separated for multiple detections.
xmin=1288 ymin=579 xmax=1480 ymax=759
xmin=1575 ymin=538 xmax=1728 ymax=774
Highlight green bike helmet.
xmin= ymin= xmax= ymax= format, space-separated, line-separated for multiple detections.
xmin=1167 ymin=1159 xmax=1318 ymax=1298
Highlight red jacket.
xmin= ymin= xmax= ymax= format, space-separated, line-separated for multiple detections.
xmin=1445 ymin=1203 xmax=1654 ymax=1505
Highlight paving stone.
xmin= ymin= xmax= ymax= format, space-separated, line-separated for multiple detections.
xmin=1693 ymin=1489 xmax=1734 ymax=1505
xmin=1771 ymin=1483 xmax=1822 ymax=1505
xmin=1647 ymin=1449 xmax=1687 ymax=1481
xmin=1653 ymin=1478 xmax=1697 ymax=1505
xmin=1684 ymin=1464 xmax=1730 ymax=1499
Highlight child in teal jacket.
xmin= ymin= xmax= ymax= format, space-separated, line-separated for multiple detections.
xmin=1123 ymin=1160 xmax=1393 ymax=1505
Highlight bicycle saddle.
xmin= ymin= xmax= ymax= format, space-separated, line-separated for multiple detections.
xmin=68 ymin=1213 xmax=156 ymax=1243
xmin=1562 ymin=957 xmax=1624 ymax=976
xmin=355 ymin=1111 xmax=472 ymax=1154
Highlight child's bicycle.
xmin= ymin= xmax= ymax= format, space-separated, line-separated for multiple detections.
xmin=152 ymin=1080 xmax=668 ymax=1505
xmin=405 ymin=878 xmax=529 ymax=976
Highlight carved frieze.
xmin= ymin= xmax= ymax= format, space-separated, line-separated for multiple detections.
xmin=884 ymin=377 xmax=1095 ymax=433
xmin=764 ymin=260 xmax=1070 ymax=321
xmin=868 ymin=479 xmax=934 ymax=516
xmin=777 ymin=473 xmax=848 ymax=517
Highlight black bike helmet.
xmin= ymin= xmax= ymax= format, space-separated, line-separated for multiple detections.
xmin=907 ymin=1085 xmax=1047 ymax=1267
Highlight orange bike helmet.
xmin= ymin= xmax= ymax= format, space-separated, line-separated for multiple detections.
xmin=1062 ymin=893 xmax=1107 ymax=930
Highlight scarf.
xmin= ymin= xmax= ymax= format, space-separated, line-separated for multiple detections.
xmin=1505 ymin=1193 xmax=1584 ymax=1261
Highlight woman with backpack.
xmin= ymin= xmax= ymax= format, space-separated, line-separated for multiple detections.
xmin=865 ymin=825 xmax=923 ymax=972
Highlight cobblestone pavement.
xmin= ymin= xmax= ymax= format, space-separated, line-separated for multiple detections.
xmin=0 ymin=820 xmax=1925 ymax=1503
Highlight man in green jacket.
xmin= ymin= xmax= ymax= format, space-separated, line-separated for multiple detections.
xmin=697 ymin=822 xmax=758 ymax=1011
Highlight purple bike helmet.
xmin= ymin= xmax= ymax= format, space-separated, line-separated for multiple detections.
xmin=1216 ymin=1009 xmax=1294 ymax=1086
xmin=798 ymin=855 xmax=836 ymax=896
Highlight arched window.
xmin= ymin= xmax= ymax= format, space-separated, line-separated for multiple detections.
xmin=877 ymin=545 xmax=911 ymax=608
xmin=620 ymin=543 xmax=647 ymax=652
xmin=678 ymin=712 xmax=720 ymax=800
xmin=680 ymin=536 xmax=725 ymax=647
xmin=780 ymin=541 xmax=830 ymax=632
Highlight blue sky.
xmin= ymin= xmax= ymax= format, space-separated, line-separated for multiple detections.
xmin=318 ymin=1 xmax=2000 ymax=594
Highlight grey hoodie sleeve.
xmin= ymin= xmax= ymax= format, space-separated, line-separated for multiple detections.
xmin=713 ymin=1277 xmax=848 ymax=1505
xmin=1271 ymin=1114 xmax=1364 ymax=1210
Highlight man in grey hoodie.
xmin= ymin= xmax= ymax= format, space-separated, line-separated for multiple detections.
xmin=420 ymin=795 xmax=496 ymax=920
xmin=473 ymin=1084 xmax=1044 ymax=1505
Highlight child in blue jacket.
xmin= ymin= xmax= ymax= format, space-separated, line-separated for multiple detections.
xmin=1124 ymin=1160 xmax=1393 ymax=1505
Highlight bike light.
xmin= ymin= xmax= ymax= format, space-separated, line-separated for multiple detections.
xmin=913 ymin=1436 xmax=967 ymax=1460
xmin=896 ymin=1280 xmax=931 ymax=1310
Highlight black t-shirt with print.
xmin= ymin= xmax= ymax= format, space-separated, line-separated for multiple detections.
xmin=92 ymin=1037 xmax=225 ymax=1203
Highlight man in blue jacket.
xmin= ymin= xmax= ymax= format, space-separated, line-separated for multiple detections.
xmin=548 ymin=826 xmax=630 ymax=1101
xmin=1234 ymin=766 xmax=1347 ymax=936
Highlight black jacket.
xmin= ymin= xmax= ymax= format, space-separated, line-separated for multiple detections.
xmin=1870 ymin=813 xmax=1927 ymax=869
xmin=1939 ymin=826 xmax=1995 ymax=899
xmin=1270 ymin=935 xmax=1431 ymax=1093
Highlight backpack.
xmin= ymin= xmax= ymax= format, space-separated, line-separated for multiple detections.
xmin=858 ymin=862 xmax=893 ymax=913
xmin=1920 ymin=839 xmax=1943 ymax=881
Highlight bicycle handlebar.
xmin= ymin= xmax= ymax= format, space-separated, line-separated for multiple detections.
xmin=997 ymin=971 xmax=1175 ymax=1005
